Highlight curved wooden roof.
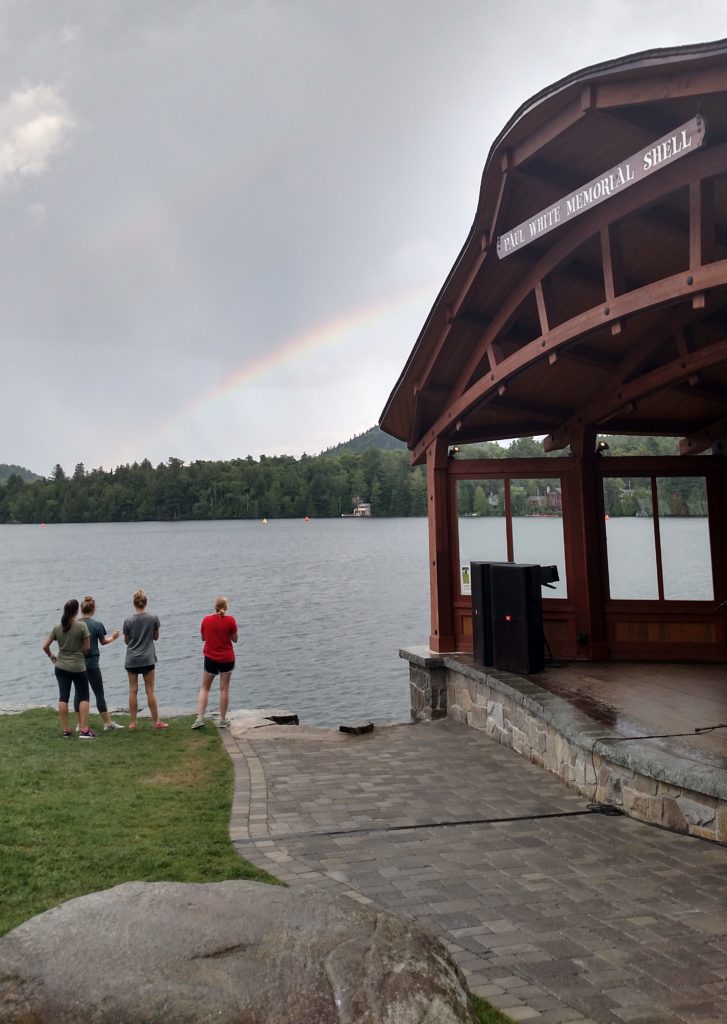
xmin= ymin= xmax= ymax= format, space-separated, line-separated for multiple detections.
xmin=380 ymin=40 xmax=727 ymax=463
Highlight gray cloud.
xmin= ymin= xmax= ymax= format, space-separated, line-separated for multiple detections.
xmin=1 ymin=0 xmax=725 ymax=475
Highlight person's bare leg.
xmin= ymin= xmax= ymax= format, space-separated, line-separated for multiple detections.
xmin=58 ymin=701 xmax=70 ymax=732
xmin=197 ymin=672 xmax=214 ymax=719
xmin=143 ymin=670 xmax=160 ymax=722
xmin=127 ymin=672 xmax=139 ymax=725
xmin=219 ymin=672 xmax=231 ymax=721
xmin=78 ymin=699 xmax=90 ymax=732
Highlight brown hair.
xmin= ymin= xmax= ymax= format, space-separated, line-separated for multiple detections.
xmin=214 ymin=596 xmax=228 ymax=615
xmin=132 ymin=590 xmax=148 ymax=609
xmin=81 ymin=595 xmax=96 ymax=615
xmin=61 ymin=599 xmax=79 ymax=632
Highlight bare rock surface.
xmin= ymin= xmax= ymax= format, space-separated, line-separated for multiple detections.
xmin=0 ymin=880 xmax=476 ymax=1024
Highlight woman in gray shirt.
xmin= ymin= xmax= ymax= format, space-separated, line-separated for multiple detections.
xmin=123 ymin=589 xmax=168 ymax=731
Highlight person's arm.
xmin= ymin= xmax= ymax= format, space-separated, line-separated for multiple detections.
xmin=42 ymin=635 xmax=57 ymax=664
xmin=83 ymin=636 xmax=90 ymax=654
xmin=153 ymin=617 xmax=160 ymax=641
xmin=100 ymin=629 xmax=122 ymax=646
xmin=230 ymin=617 xmax=238 ymax=644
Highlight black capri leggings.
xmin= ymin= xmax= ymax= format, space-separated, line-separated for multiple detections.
xmin=55 ymin=666 xmax=90 ymax=705
xmin=74 ymin=665 xmax=107 ymax=713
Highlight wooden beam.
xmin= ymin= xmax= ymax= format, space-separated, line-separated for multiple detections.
xmin=545 ymin=313 xmax=691 ymax=451
xmin=414 ymin=257 xmax=727 ymax=463
xmin=680 ymin=414 xmax=727 ymax=455
xmin=600 ymin=222 xmax=624 ymax=336
xmin=426 ymin=437 xmax=457 ymax=651
xmin=592 ymin=66 xmax=727 ymax=109
xmin=690 ymin=177 xmax=715 ymax=272
xmin=449 ymin=142 xmax=727 ymax=408
xmin=506 ymin=96 xmax=587 ymax=170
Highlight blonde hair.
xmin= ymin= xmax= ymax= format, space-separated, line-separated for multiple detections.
xmin=133 ymin=590 xmax=148 ymax=609
xmin=214 ymin=596 xmax=228 ymax=615
xmin=81 ymin=595 xmax=96 ymax=615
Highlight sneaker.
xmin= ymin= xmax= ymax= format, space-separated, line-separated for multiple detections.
xmin=104 ymin=721 xmax=125 ymax=731
xmin=79 ymin=729 xmax=96 ymax=739
xmin=152 ymin=720 xmax=169 ymax=730
xmin=217 ymin=718 xmax=230 ymax=729
xmin=191 ymin=718 xmax=206 ymax=729
xmin=63 ymin=730 xmax=73 ymax=738
xmin=75 ymin=724 xmax=80 ymax=733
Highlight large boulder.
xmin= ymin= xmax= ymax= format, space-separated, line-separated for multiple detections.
xmin=0 ymin=881 xmax=476 ymax=1023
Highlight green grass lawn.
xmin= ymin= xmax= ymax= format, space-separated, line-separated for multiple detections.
xmin=0 ymin=709 xmax=514 ymax=1022
xmin=0 ymin=708 xmax=277 ymax=936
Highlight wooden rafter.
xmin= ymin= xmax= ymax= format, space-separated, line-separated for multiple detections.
xmin=412 ymin=256 xmax=727 ymax=463
xmin=596 ymin=338 xmax=727 ymax=430
xmin=446 ymin=142 xmax=727 ymax=407
xmin=679 ymin=414 xmax=727 ymax=455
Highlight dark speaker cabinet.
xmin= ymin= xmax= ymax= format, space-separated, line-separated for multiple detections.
xmin=489 ymin=563 xmax=545 ymax=674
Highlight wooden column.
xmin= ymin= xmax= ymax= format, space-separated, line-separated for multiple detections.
xmin=563 ymin=428 xmax=610 ymax=660
xmin=706 ymin=453 xmax=727 ymax=613
xmin=426 ymin=437 xmax=457 ymax=652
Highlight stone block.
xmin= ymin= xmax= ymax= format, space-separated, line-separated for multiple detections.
xmin=624 ymin=791 xmax=659 ymax=823
xmin=661 ymin=797 xmax=689 ymax=833
xmin=487 ymin=701 xmax=504 ymax=730
xmin=676 ymin=795 xmax=716 ymax=828
xmin=688 ymin=824 xmax=717 ymax=841
xmin=716 ymin=803 xmax=727 ymax=844
xmin=656 ymin=780 xmax=681 ymax=797
xmin=469 ymin=705 xmax=489 ymax=732
xmin=598 ymin=765 xmax=629 ymax=807
xmin=632 ymin=774 xmax=658 ymax=796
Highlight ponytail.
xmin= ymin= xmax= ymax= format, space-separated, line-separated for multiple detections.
xmin=61 ymin=599 xmax=79 ymax=632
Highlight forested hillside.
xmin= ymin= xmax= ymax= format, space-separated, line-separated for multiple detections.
xmin=323 ymin=426 xmax=407 ymax=455
xmin=0 ymin=434 xmax=686 ymax=524
xmin=0 ymin=463 xmax=40 ymax=483
xmin=0 ymin=451 xmax=428 ymax=523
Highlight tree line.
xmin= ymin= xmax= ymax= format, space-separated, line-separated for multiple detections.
xmin=0 ymin=434 xmax=691 ymax=525
xmin=0 ymin=450 xmax=430 ymax=523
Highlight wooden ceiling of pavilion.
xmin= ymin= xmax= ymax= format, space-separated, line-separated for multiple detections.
xmin=380 ymin=40 xmax=727 ymax=464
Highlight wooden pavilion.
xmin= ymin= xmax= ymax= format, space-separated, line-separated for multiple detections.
xmin=380 ymin=39 xmax=727 ymax=666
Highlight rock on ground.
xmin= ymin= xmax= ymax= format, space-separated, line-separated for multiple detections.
xmin=0 ymin=880 xmax=476 ymax=1024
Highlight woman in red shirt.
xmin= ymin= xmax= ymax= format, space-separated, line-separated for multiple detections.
xmin=192 ymin=596 xmax=238 ymax=729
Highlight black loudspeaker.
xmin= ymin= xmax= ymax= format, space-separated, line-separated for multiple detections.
xmin=470 ymin=562 xmax=507 ymax=666
xmin=490 ymin=563 xmax=545 ymax=674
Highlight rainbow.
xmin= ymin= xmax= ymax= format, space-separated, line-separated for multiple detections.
xmin=110 ymin=282 xmax=434 ymax=465
xmin=176 ymin=284 xmax=431 ymax=417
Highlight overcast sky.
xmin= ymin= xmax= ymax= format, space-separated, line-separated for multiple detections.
xmin=2 ymin=1 xmax=725 ymax=475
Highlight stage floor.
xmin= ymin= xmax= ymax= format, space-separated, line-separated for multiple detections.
xmin=530 ymin=660 xmax=727 ymax=770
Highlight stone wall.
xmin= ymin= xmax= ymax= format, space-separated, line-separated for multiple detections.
xmin=402 ymin=648 xmax=727 ymax=845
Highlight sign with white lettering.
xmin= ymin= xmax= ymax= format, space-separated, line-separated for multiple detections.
xmin=496 ymin=117 xmax=706 ymax=259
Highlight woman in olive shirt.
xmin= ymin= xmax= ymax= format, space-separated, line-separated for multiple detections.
xmin=42 ymin=598 xmax=94 ymax=738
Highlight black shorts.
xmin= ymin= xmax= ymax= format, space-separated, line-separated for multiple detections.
xmin=126 ymin=664 xmax=156 ymax=678
xmin=204 ymin=656 xmax=235 ymax=676
xmin=55 ymin=667 xmax=90 ymax=704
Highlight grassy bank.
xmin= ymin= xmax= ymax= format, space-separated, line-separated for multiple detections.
xmin=1 ymin=709 xmax=513 ymax=1023
xmin=0 ymin=708 xmax=277 ymax=936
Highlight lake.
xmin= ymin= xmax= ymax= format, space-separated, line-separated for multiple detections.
xmin=0 ymin=519 xmax=430 ymax=726
xmin=0 ymin=516 xmax=712 ymax=724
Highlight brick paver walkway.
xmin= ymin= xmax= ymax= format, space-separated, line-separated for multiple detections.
xmin=221 ymin=719 xmax=727 ymax=1024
